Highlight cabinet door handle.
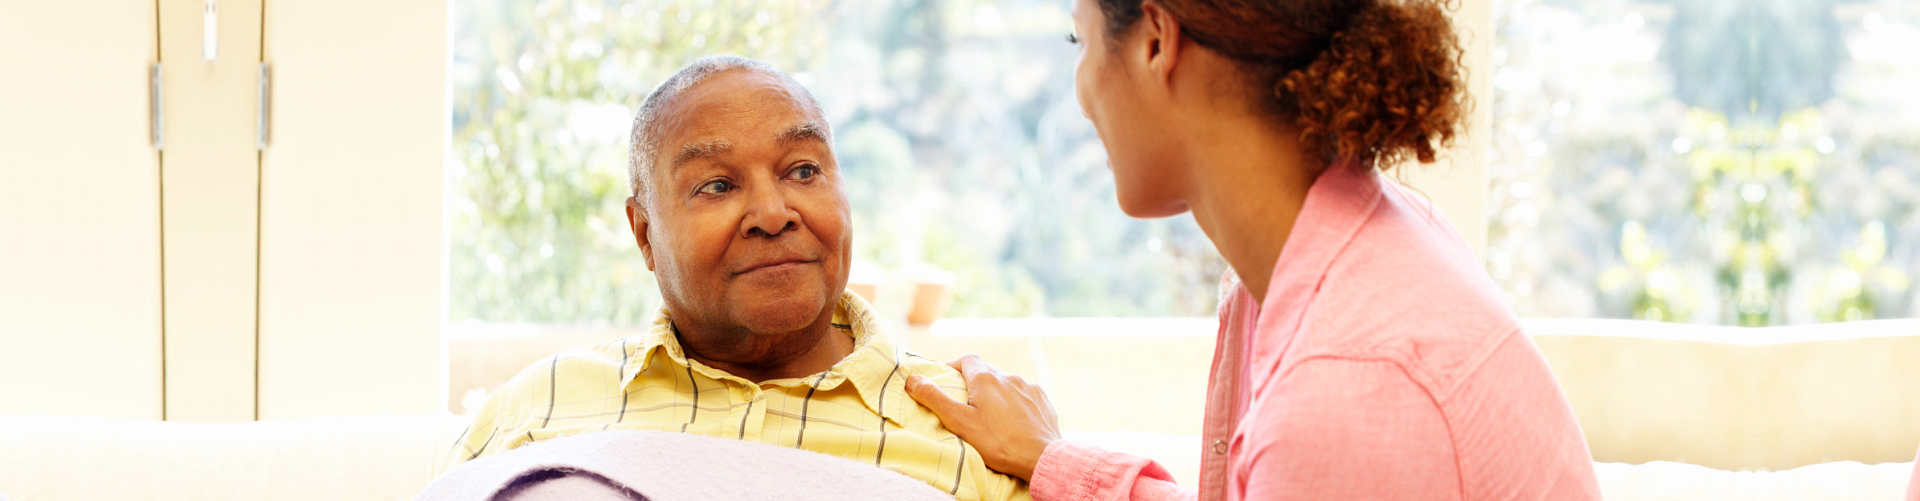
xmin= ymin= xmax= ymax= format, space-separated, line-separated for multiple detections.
xmin=258 ymin=63 xmax=270 ymax=150
xmin=151 ymin=63 xmax=163 ymax=151
xmin=203 ymin=0 xmax=218 ymax=62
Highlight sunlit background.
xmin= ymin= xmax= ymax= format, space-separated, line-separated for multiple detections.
xmin=448 ymin=0 xmax=1226 ymax=328
xmin=448 ymin=0 xmax=1920 ymax=328
xmin=1487 ymin=0 xmax=1920 ymax=325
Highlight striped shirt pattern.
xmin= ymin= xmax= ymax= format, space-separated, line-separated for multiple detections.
xmin=447 ymin=291 xmax=1028 ymax=501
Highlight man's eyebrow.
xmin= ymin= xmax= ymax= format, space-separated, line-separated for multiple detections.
xmin=778 ymin=122 xmax=828 ymax=145
xmin=671 ymin=140 xmax=733 ymax=169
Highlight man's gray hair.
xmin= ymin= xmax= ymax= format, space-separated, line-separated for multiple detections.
xmin=627 ymin=55 xmax=827 ymax=204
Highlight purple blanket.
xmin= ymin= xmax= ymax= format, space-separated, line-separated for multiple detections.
xmin=417 ymin=430 xmax=956 ymax=501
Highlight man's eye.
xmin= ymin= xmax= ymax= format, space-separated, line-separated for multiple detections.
xmin=791 ymin=164 xmax=819 ymax=180
xmin=1066 ymin=32 xmax=1079 ymax=45
xmin=698 ymin=180 xmax=733 ymax=195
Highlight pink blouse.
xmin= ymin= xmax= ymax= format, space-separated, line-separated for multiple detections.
xmin=1028 ymin=164 xmax=1602 ymax=500
xmin=1906 ymin=448 xmax=1919 ymax=501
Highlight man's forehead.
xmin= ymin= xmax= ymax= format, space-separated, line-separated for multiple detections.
xmin=664 ymin=73 xmax=818 ymax=130
xmin=666 ymin=120 xmax=829 ymax=168
xmin=671 ymin=109 xmax=822 ymax=141
xmin=652 ymin=68 xmax=827 ymax=166
xmin=668 ymin=70 xmax=814 ymax=119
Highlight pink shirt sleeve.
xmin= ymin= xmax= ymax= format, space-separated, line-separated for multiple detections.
xmin=1235 ymin=358 xmax=1459 ymax=499
xmin=1027 ymin=358 xmax=1459 ymax=501
xmin=1030 ymin=440 xmax=1196 ymax=501
xmin=1906 ymin=446 xmax=1920 ymax=501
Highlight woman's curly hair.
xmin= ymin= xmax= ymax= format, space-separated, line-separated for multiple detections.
xmin=1096 ymin=0 xmax=1468 ymax=170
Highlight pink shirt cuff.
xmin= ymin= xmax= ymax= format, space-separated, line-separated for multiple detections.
xmin=1030 ymin=440 xmax=1190 ymax=501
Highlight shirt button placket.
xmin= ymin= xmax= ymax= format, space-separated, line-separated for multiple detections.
xmin=741 ymin=386 xmax=767 ymax=439
xmin=1212 ymin=438 xmax=1229 ymax=455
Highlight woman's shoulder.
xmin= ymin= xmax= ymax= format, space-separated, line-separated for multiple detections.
xmin=1284 ymin=179 xmax=1521 ymax=391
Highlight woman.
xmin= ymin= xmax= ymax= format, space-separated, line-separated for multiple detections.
xmin=903 ymin=0 xmax=1602 ymax=498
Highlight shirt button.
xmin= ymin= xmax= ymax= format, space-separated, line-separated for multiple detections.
xmin=1212 ymin=439 xmax=1228 ymax=455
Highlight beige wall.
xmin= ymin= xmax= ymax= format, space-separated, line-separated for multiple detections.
xmin=1398 ymin=0 xmax=1493 ymax=257
xmin=903 ymin=319 xmax=1215 ymax=435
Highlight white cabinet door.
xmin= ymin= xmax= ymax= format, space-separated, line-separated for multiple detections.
xmin=257 ymin=0 xmax=447 ymax=419
xmin=156 ymin=0 xmax=264 ymax=424
xmin=0 ymin=0 xmax=163 ymax=419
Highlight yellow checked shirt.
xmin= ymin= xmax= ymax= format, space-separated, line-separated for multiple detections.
xmin=448 ymin=291 xmax=1029 ymax=501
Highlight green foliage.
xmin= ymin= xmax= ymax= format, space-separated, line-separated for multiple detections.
xmin=1490 ymin=0 xmax=1919 ymax=325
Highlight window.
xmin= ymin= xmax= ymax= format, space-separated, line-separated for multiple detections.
xmin=1486 ymin=0 xmax=1919 ymax=325
xmin=451 ymin=0 xmax=1917 ymax=328
xmin=448 ymin=0 xmax=1226 ymax=326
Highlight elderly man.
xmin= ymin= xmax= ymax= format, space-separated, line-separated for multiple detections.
xmin=448 ymin=56 xmax=1028 ymax=501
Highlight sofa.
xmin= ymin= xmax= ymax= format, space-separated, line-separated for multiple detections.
xmin=3 ymin=318 xmax=1917 ymax=500
xmin=0 ymin=415 xmax=1911 ymax=500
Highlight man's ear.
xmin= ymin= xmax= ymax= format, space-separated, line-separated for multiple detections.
xmin=1137 ymin=0 xmax=1186 ymax=87
xmin=625 ymin=196 xmax=657 ymax=271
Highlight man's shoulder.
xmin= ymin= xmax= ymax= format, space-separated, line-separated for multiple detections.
xmin=566 ymin=335 xmax=647 ymax=368
xmin=896 ymin=350 xmax=967 ymax=392
xmin=494 ymin=336 xmax=644 ymax=396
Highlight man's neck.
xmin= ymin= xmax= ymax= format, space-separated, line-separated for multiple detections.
xmin=674 ymin=315 xmax=856 ymax=383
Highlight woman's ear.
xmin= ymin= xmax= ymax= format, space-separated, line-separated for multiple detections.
xmin=1137 ymin=0 xmax=1187 ymax=87
xmin=625 ymin=196 xmax=656 ymax=271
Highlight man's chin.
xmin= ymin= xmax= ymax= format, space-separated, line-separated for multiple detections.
xmin=730 ymin=290 xmax=834 ymax=334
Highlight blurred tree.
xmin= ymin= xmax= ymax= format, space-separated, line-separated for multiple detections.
xmin=1662 ymin=0 xmax=1843 ymax=120
xmin=1489 ymin=0 xmax=1918 ymax=325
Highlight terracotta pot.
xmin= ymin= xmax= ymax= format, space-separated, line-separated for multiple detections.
xmin=847 ymin=282 xmax=880 ymax=304
xmin=907 ymin=281 xmax=950 ymax=326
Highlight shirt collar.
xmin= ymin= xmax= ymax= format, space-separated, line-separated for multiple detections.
xmin=619 ymin=291 xmax=910 ymax=425
xmin=1258 ymin=161 xmax=1385 ymax=327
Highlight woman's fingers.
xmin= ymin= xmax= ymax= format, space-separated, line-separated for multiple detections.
xmin=947 ymin=353 xmax=988 ymax=377
xmin=905 ymin=374 xmax=971 ymax=421
xmin=918 ymin=354 xmax=1060 ymax=481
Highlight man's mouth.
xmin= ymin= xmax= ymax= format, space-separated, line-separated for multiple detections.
xmin=734 ymin=257 xmax=816 ymax=276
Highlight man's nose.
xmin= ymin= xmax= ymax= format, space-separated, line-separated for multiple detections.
xmin=741 ymin=185 xmax=801 ymax=238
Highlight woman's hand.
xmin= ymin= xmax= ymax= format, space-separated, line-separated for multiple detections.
xmin=905 ymin=354 xmax=1062 ymax=481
